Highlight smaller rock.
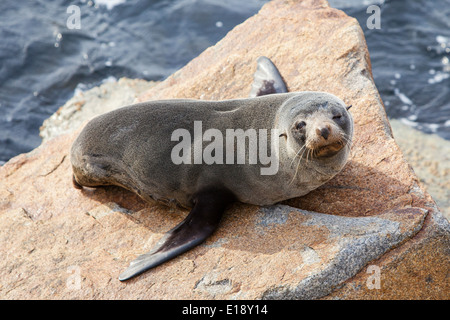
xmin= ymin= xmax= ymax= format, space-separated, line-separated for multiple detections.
xmin=40 ymin=78 xmax=156 ymax=142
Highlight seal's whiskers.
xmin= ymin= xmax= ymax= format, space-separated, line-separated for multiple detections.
xmin=289 ymin=145 xmax=306 ymax=169
xmin=288 ymin=145 xmax=309 ymax=185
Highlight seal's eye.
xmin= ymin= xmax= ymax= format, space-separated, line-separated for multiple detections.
xmin=333 ymin=114 xmax=342 ymax=120
xmin=296 ymin=121 xmax=306 ymax=130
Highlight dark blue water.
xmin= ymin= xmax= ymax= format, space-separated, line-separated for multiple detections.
xmin=329 ymin=0 xmax=450 ymax=136
xmin=1 ymin=0 xmax=449 ymax=165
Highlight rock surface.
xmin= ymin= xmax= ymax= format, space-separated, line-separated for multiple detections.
xmin=389 ymin=119 xmax=450 ymax=220
xmin=0 ymin=0 xmax=449 ymax=299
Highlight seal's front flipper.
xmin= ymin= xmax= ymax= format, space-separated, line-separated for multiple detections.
xmin=249 ymin=56 xmax=288 ymax=97
xmin=118 ymin=188 xmax=236 ymax=281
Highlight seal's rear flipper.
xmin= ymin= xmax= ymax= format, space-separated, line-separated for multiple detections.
xmin=249 ymin=56 xmax=288 ymax=97
xmin=118 ymin=188 xmax=236 ymax=281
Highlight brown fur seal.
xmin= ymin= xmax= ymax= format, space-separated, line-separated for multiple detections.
xmin=70 ymin=56 xmax=353 ymax=281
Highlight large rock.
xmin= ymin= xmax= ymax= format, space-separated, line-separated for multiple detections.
xmin=0 ymin=0 xmax=448 ymax=299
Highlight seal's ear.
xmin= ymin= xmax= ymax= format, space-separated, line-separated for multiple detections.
xmin=346 ymin=105 xmax=352 ymax=111
xmin=279 ymin=132 xmax=287 ymax=139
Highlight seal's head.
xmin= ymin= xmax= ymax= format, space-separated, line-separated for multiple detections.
xmin=277 ymin=92 xmax=353 ymax=160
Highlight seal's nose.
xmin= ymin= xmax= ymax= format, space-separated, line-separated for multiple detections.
xmin=316 ymin=126 xmax=330 ymax=140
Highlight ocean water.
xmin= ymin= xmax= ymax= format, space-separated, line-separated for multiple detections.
xmin=0 ymin=0 xmax=449 ymax=164
xmin=329 ymin=0 xmax=450 ymax=137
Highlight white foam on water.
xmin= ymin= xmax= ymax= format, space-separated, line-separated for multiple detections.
xmin=428 ymin=71 xmax=450 ymax=84
xmin=74 ymin=82 xmax=89 ymax=96
xmin=101 ymin=75 xmax=117 ymax=84
xmin=427 ymin=123 xmax=439 ymax=133
xmin=402 ymin=120 xmax=443 ymax=134
xmin=394 ymin=88 xmax=413 ymax=105
xmin=95 ymin=0 xmax=126 ymax=10
xmin=442 ymin=56 xmax=449 ymax=66
xmin=436 ymin=35 xmax=449 ymax=45
xmin=73 ymin=76 xmax=117 ymax=97
xmin=400 ymin=117 xmax=418 ymax=127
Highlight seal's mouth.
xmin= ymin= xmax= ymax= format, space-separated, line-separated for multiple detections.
xmin=309 ymin=141 xmax=344 ymax=158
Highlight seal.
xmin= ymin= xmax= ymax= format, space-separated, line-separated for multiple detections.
xmin=70 ymin=56 xmax=353 ymax=281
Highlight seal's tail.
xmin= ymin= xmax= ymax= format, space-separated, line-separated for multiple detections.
xmin=249 ymin=56 xmax=288 ymax=97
